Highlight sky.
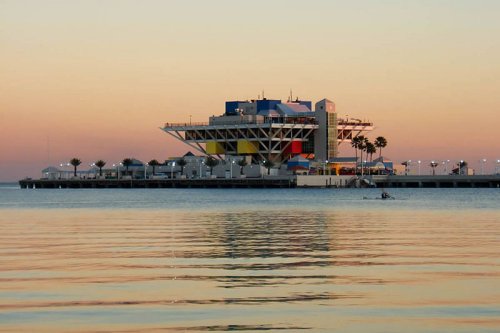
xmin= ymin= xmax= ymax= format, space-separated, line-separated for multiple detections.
xmin=1 ymin=0 xmax=500 ymax=180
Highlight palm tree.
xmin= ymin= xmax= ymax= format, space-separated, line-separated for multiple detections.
xmin=262 ymin=159 xmax=274 ymax=175
xmin=374 ymin=136 xmax=388 ymax=158
xmin=148 ymin=159 xmax=160 ymax=176
xmin=237 ymin=159 xmax=248 ymax=175
xmin=351 ymin=136 xmax=361 ymax=174
xmin=205 ymin=156 xmax=219 ymax=176
xmin=69 ymin=158 xmax=81 ymax=177
xmin=366 ymin=141 xmax=376 ymax=162
xmin=95 ymin=160 xmax=106 ymax=176
xmin=430 ymin=161 xmax=438 ymax=176
xmin=357 ymin=136 xmax=368 ymax=175
xmin=177 ymin=158 xmax=187 ymax=175
xmin=122 ymin=158 xmax=133 ymax=176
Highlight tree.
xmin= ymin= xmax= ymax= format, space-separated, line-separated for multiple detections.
xmin=351 ymin=136 xmax=361 ymax=174
xmin=357 ymin=136 xmax=368 ymax=175
xmin=262 ymin=159 xmax=274 ymax=175
xmin=237 ymin=158 xmax=248 ymax=175
xmin=429 ymin=161 xmax=438 ymax=176
xmin=374 ymin=136 xmax=388 ymax=158
xmin=177 ymin=158 xmax=187 ymax=175
xmin=205 ymin=156 xmax=219 ymax=176
xmin=69 ymin=158 xmax=81 ymax=177
xmin=148 ymin=159 xmax=160 ymax=176
xmin=366 ymin=141 xmax=376 ymax=162
xmin=122 ymin=158 xmax=133 ymax=176
xmin=95 ymin=160 xmax=106 ymax=176
xmin=401 ymin=161 xmax=410 ymax=175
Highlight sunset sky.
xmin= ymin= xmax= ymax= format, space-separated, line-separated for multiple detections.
xmin=1 ymin=0 xmax=499 ymax=180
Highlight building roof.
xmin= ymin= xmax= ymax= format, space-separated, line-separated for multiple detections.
xmin=373 ymin=156 xmax=392 ymax=163
xmin=329 ymin=157 xmax=357 ymax=163
xmin=42 ymin=166 xmax=61 ymax=173
xmin=276 ymin=103 xmax=312 ymax=115
xmin=288 ymin=155 xmax=310 ymax=163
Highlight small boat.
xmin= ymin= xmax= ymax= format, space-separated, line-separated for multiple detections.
xmin=362 ymin=191 xmax=396 ymax=200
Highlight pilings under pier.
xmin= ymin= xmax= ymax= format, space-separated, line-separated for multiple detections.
xmin=18 ymin=177 xmax=297 ymax=189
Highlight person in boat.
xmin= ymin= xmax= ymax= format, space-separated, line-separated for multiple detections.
xmin=381 ymin=191 xmax=391 ymax=199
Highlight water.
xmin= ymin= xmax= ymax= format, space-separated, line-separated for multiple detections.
xmin=0 ymin=185 xmax=499 ymax=332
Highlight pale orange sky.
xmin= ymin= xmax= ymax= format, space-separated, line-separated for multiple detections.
xmin=1 ymin=0 xmax=499 ymax=180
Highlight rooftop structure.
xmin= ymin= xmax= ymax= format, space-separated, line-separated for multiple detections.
xmin=162 ymin=96 xmax=373 ymax=164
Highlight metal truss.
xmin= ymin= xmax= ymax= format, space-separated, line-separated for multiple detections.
xmin=162 ymin=119 xmax=373 ymax=163
xmin=336 ymin=120 xmax=374 ymax=146
xmin=162 ymin=123 xmax=317 ymax=164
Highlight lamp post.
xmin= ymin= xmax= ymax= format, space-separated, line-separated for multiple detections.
xmin=443 ymin=159 xmax=450 ymax=175
xmin=112 ymin=163 xmax=120 ymax=179
xmin=199 ymin=160 xmax=204 ymax=178
xmin=144 ymin=163 xmax=148 ymax=179
xmin=89 ymin=163 xmax=96 ymax=178
xmin=417 ymin=160 xmax=421 ymax=175
xmin=59 ymin=163 xmax=69 ymax=179
xmin=171 ymin=161 xmax=176 ymax=179
xmin=230 ymin=160 xmax=235 ymax=178
xmin=407 ymin=160 xmax=412 ymax=175
xmin=480 ymin=158 xmax=487 ymax=175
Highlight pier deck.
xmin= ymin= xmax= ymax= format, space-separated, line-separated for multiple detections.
xmin=19 ymin=177 xmax=296 ymax=189
xmin=370 ymin=175 xmax=500 ymax=188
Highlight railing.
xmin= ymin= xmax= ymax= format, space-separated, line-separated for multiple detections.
xmin=164 ymin=117 xmax=318 ymax=128
xmin=338 ymin=119 xmax=373 ymax=126
xmin=164 ymin=122 xmax=209 ymax=127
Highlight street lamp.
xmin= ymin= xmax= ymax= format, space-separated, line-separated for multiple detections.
xmin=171 ymin=161 xmax=176 ymax=179
xmin=480 ymin=158 xmax=487 ymax=175
xmin=417 ymin=160 xmax=421 ymax=175
xmin=144 ymin=163 xmax=148 ymax=179
xmin=89 ymin=163 xmax=96 ymax=178
xmin=230 ymin=160 xmax=235 ymax=178
xmin=199 ymin=160 xmax=205 ymax=178
xmin=442 ymin=159 xmax=450 ymax=175
xmin=112 ymin=163 xmax=120 ymax=179
xmin=60 ymin=163 xmax=67 ymax=179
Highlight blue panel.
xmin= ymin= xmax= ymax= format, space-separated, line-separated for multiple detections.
xmin=256 ymin=99 xmax=281 ymax=112
xmin=225 ymin=101 xmax=240 ymax=115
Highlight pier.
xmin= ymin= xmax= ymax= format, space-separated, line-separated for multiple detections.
xmin=18 ymin=177 xmax=296 ymax=189
xmin=370 ymin=175 xmax=500 ymax=188
xmin=18 ymin=175 xmax=500 ymax=189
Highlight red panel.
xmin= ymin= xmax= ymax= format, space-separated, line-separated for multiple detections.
xmin=283 ymin=141 xmax=302 ymax=155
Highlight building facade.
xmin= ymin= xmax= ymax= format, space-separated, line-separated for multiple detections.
xmin=162 ymin=96 xmax=373 ymax=165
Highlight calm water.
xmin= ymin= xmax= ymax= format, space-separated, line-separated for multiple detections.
xmin=0 ymin=185 xmax=499 ymax=332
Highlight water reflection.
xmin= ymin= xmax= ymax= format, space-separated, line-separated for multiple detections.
xmin=0 ymin=202 xmax=498 ymax=332
xmin=205 ymin=211 xmax=332 ymax=259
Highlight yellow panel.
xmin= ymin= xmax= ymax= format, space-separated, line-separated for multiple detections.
xmin=237 ymin=140 xmax=259 ymax=154
xmin=206 ymin=141 xmax=224 ymax=154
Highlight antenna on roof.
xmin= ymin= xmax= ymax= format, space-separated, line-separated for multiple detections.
xmin=262 ymin=90 xmax=265 ymax=99
xmin=290 ymin=89 xmax=293 ymax=102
